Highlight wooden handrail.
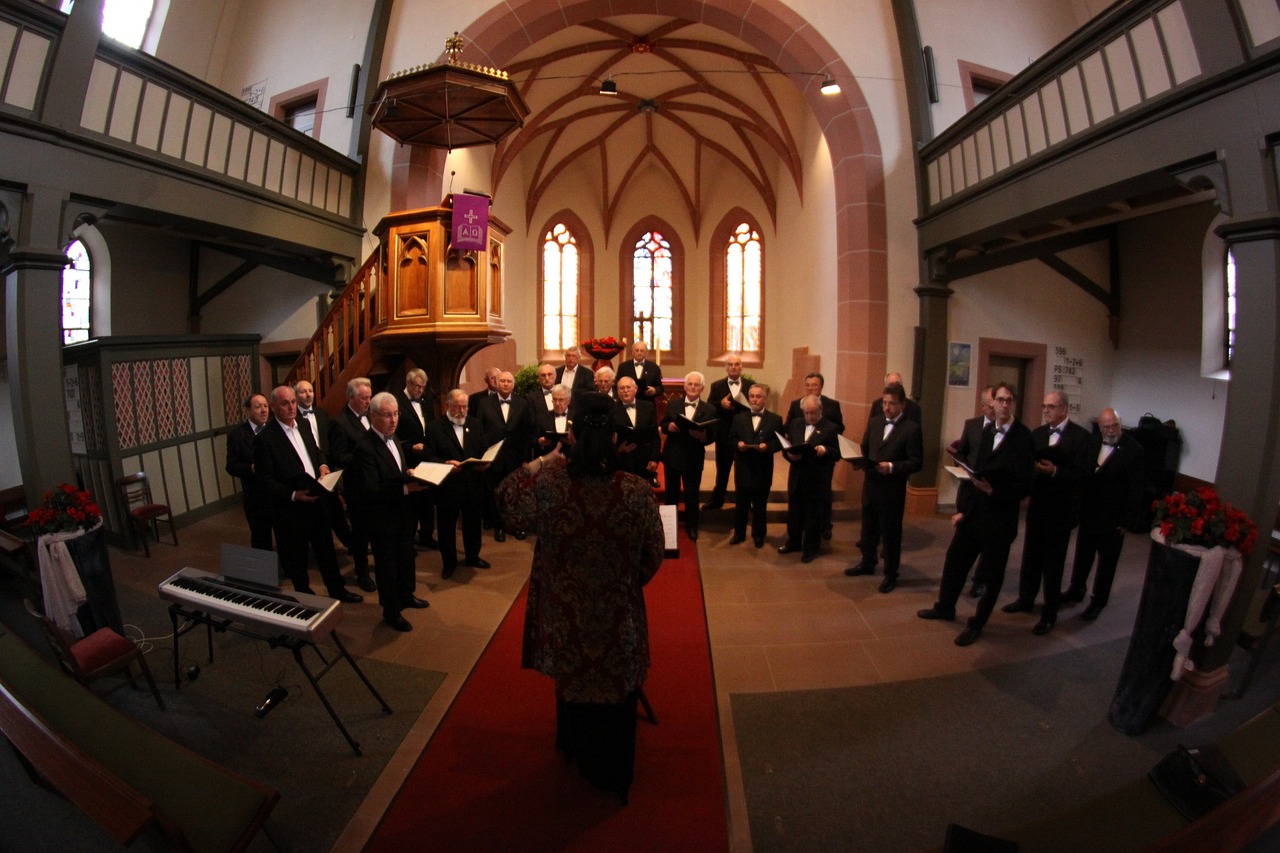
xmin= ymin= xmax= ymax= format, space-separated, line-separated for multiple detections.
xmin=285 ymin=250 xmax=381 ymax=409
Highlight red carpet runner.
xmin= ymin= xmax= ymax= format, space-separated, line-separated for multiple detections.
xmin=367 ymin=530 xmax=729 ymax=851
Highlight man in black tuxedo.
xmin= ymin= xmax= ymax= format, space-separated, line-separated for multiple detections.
xmin=1065 ymin=407 xmax=1145 ymax=621
xmin=476 ymin=370 xmax=534 ymax=541
xmin=706 ymin=353 xmax=749 ymax=511
xmin=868 ymin=372 xmax=923 ymax=424
xmin=785 ymin=372 xmax=844 ymax=540
xmin=661 ymin=371 xmax=716 ymax=540
xmin=779 ymin=395 xmax=841 ymax=562
xmin=394 ymin=368 xmax=437 ymax=550
xmin=918 ymin=382 xmax=1034 ymax=646
xmin=253 ymin=385 xmax=362 ymax=603
xmin=224 ymin=393 xmax=272 ymax=551
xmin=526 ymin=362 xmax=558 ymax=413
xmin=845 ymin=383 xmax=924 ymax=593
xmin=425 ymin=389 xmax=491 ymax=579
xmin=948 ymin=386 xmax=995 ymax=598
xmin=1002 ymin=390 xmax=1092 ymax=635
xmin=613 ymin=377 xmax=659 ymax=481
xmin=533 ymin=384 xmax=573 ymax=458
xmin=616 ymin=339 xmax=663 ymax=402
xmin=327 ymin=377 xmax=377 ymax=592
xmin=728 ymin=383 xmax=782 ymax=548
xmin=468 ymin=367 xmax=500 ymax=412
xmin=295 ymin=378 xmax=353 ymax=554
xmin=555 ymin=346 xmax=595 ymax=395
xmin=356 ymin=392 xmax=430 ymax=632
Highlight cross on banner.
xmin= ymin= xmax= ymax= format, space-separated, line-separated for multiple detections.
xmin=452 ymin=194 xmax=489 ymax=251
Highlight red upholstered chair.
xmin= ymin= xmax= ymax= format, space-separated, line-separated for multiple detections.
xmin=24 ymin=598 xmax=164 ymax=709
xmin=115 ymin=472 xmax=178 ymax=557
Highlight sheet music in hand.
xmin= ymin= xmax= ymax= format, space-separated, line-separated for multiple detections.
xmin=837 ymin=434 xmax=863 ymax=460
xmin=409 ymin=462 xmax=453 ymax=486
xmin=944 ymin=465 xmax=971 ymax=480
xmin=776 ymin=431 xmax=819 ymax=457
xmin=317 ymin=469 xmax=343 ymax=491
xmin=461 ymin=439 xmax=504 ymax=465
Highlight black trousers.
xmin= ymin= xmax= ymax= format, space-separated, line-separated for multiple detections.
xmin=555 ymin=691 xmax=639 ymax=803
xmin=368 ymin=528 xmax=417 ymax=618
xmin=436 ymin=496 xmax=482 ymax=570
xmin=274 ymin=503 xmax=347 ymax=596
xmin=665 ymin=466 xmax=704 ymax=530
xmin=937 ymin=516 xmax=1015 ymax=629
xmin=733 ymin=460 xmax=772 ymax=540
xmin=710 ymin=439 xmax=734 ymax=502
xmin=859 ymin=482 xmax=907 ymax=577
xmin=1016 ymin=519 xmax=1074 ymax=617
xmin=1070 ymin=521 xmax=1126 ymax=606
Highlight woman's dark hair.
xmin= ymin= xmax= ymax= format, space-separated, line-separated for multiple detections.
xmin=568 ymin=392 xmax=618 ymax=478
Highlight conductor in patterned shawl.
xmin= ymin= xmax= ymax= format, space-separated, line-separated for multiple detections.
xmin=356 ymin=392 xmax=431 ymax=632
xmin=728 ymin=383 xmax=782 ymax=548
xmin=844 ymin=383 xmax=924 ymax=593
xmin=496 ymin=392 xmax=664 ymax=804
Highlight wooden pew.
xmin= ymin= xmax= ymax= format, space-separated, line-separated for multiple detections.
xmin=0 ymin=626 xmax=278 ymax=852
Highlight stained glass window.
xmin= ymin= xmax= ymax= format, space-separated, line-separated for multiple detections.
xmin=62 ymin=239 xmax=92 ymax=345
xmin=725 ymin=222 xmax=762 ymax=354
xmin=542 ymin=223 xmax=579 ymax=352
xmin=631 ymin=231 xmax=673 ymax=353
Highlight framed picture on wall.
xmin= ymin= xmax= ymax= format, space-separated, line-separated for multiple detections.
xmin=948 ymin=342 xmax=971 ymax=387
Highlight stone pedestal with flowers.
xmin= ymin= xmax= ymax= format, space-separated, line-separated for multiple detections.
xmin=27 ymin=484 xmax=123 ymax=637
xmin=1108 ymin=485 xmax=1258 ymax=735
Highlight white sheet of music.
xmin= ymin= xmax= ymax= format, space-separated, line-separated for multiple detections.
xmin=317 ymin=469 xmax=343 ymax=490
xmin=837 ymin=434 xmax=862 ymax=459
xmin=409 ymin=462 xmax=453 ymax=485
xmin=659 ymin=504 xmax=679 ymax=554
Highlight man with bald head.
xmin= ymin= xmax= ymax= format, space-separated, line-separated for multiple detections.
xmin=1002 ymin=390 xmax=1091 ymax=635
xmin=613 ymin=376 xmax=660 ymax=481
xmin=616 ymin=339 xmax=663 ymax=401
xmin=1065 ymin=408 xmax=1145 ymax=621
xmin=661 ymin=371 xmax=716 ymax=540
xmin=476 ymin=370 xmax=534 ymax=541
xmin=526 ymin=362 xmax=559 ymax=412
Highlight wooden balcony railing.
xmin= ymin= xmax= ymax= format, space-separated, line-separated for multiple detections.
xmin=288 ymin=252 xmax=381 ymax=407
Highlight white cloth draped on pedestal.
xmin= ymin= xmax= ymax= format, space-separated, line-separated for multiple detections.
xmin=37 ymin=521 xmax=102 ymax=638
xmin=1151 ymin=530 xmax=1245 ymax=681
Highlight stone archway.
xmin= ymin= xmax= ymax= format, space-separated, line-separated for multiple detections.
xmin=391 ymin=0 xmax=888 ymax=421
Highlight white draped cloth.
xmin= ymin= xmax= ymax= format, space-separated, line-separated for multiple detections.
xmin=37 ymin=521 xmax=102 ymax=638
xmin=1151 ymin=529 xmax=1245 ymax=681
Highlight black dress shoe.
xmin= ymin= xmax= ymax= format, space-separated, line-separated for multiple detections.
xmin=383 ymin=615 xmax=412 ymax=632
xmin=701 ymin=500 xmax=723 ymax=511
xmin=917 ymin=607 xmax=956 ymax=621
xmin=406 ymin=596 xmax=430 ymax=609
xmin=1081 ymin=601 xmax=1104 ymax=621
xmin=333 ymin=589 xmax=364 ymax=604
xmin=1063 ymin=586 xmax=1086 ymax=604
xmin=777 ymin=543 xmax=800 ymax=555
xmin=442 ymin=565 xmax=456 ymax=580
xmin=800 ymin=552 xmax=817 ymax=564
xmin=686 ymin=526 xmax=699 ymax=541
xmin=1001 ymin=599 xmax=1034 ymax=614
xmin=968 ymin=583 xmax=986 ymax=599
xmin=822 ymin=526 xmax=833 ymax=540
xmin=494 ymin=528 xmax=506 ymax=543
xmin=513 ymin=530 xmax=527 ymax=541
xmin=843 ymin=563 xmax=875 ymax=577
xmin=878 ymin=576 xmax=897 ymax=594
xmin=466 ymin=557 xmax=491 ymax=569
xmin=753 ymin=537 xmax=765 ymax=548
xmin=417 ymin=537 xmax=440 ymax=550
xmin=954 ymin=626 xmax=982 ymax=646
xmin=1032 ymin=619 xmax=1055 ymax=635
xmin=728 ymin=533 xmax=746 ymax=545
xmin=356 ymin=574 xmax=377 ymax=592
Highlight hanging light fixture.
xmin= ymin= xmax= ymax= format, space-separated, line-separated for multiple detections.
xmin=820 ymin=76 xmax=841 ymax=95
xmin=600 ymin=77 xmax=618 ymax=95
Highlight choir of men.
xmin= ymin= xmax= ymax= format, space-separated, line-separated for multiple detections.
xmin=231 ymin=357 xmax=1145 ymax=648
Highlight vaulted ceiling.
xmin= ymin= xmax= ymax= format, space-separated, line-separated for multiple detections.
xmin=490 ymin=15 xmax=818 ymax=243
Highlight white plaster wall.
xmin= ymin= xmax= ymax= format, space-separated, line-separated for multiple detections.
xmin=99 ymin=226 xmax=192 ymax=336
xmin=936 ymin=249 xmax=1117 ymax=505
xmin=1112 ymin=204 xmax=1225 ymax=482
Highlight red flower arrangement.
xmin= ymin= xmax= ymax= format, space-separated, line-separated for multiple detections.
xmin=25 ymin=483 xmax=102 ymax=537
xmin=1151 ymin=485 xmax=1258 ymax=556
xmin=581 ymin=336 xmax=625 ymax=359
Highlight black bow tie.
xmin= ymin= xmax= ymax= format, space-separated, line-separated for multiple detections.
xmin=1050 ymin=427 xmax=1061 ymax=434
xmin=299 ymin=408 xmax=312 ymax=415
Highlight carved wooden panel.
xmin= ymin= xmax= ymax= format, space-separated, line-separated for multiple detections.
xmin=444 ymin=251 xmax=478 ymax=315
xmin=397 ymin=235 xmax=430 ymax=317
xmin=488 ymin=237 xmax=503 ymax=318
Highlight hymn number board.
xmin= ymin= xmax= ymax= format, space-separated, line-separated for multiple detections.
xmin=1052 ymin=346 xmax=1083 ymax=420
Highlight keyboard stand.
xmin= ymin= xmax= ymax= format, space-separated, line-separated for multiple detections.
xmin=167 ymin=604 xmax=392 ymax=755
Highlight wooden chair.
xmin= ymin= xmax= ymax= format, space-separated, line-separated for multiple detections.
xmin=115 ymin=472 xmax=177 ymax=557
xmin=24 ymin=599 xmax=164 ymax=709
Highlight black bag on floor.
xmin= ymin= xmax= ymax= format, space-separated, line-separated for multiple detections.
xmin=1149 ymin=743 xmax=1244 ymax=821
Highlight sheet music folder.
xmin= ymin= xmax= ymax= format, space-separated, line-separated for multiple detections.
xmin=659 ymin=504 xmax=679 ymax=557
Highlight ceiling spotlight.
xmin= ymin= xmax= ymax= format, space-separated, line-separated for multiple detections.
xmin=820 ymin=76 xmax=841 ymax=95
xmin=600 ymin=77 xmax=618 ymax=95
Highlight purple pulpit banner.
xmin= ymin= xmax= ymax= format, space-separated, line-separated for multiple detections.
xmin=452 ymin=194 xmax=489 ymax=251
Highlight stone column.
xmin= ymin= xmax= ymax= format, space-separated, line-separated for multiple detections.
xmin=909 ymin=250 xmax=953 ymax=513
